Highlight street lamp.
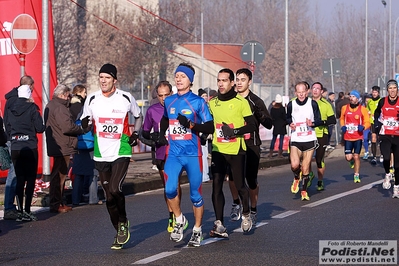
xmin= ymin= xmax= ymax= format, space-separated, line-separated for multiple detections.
xmin=382 ymin=0 xmax=387 ymax=83
xmin=394 ymin=16 xmax=399 ymax=78
xmin=365 ymin=0 xmax=368 ymax=93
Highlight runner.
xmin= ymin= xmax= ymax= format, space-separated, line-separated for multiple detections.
xmin=158 ymin=63 xmax=214 ymax=247
xmin=209 ymin=68 xmax=257 ymax=236
xmin=140 ymin=80 xmax=181 ymax=233
xmin=227 ymin=68 xmax=272 ymax=225
xmin=287 ymin=81 xmax=322 ymax=201
xmin=340 ymin=90 xmax=370 ymax=183
xmin=367 ymin=86 xmax=382 ymax=165
xmin=310 ymin=82 xmax=336 ymax=191
xmin=374 ymin=80 xmax=399 ymax=197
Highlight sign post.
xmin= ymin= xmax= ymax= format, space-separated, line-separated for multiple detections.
xmin=10 ymin=13 xmax=38 ymax=77
xmin=241 ymin=40 xmax=265 ymax=92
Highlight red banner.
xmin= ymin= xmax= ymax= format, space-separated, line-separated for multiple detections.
xmin=0 ymin=0 xmax=58 ymax=177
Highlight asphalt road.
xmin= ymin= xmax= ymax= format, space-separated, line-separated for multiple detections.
xmin=0 ymin=155 xmax=398 ymax=266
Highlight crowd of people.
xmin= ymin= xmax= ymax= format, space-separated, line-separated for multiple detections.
xmin=1 ymin=62 xmax=398 ymax=249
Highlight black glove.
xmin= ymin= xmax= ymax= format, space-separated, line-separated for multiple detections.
xmin=221 ymin=122 xmax=235 ymax=137
xmin=128 ymin=131 xmax=139 ymax=146
xmin=177 ymin=113 xmax=191 ymax=128
xmin=81 ymin=116 xmax=90 ymax=133
xmin=150 ymin=132 xmax=160 ymax=142
xmin=157 ymin=134 xmax=168 ymax=146
xmin=200 ymin=134 xmax=208 ymax=146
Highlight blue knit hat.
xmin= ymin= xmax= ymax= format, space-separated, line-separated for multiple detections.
xmin=175 ymin=65 xmax=195 ymax=83
xmin=350 ymin=90 xmax=360 ymax=99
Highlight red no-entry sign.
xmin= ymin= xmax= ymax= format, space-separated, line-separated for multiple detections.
xmin=11 ymin=14 xmax=38 ymax=54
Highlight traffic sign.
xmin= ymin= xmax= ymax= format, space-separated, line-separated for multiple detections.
xmin=240 ymin=40 xmax=265 ymax=65
xmin=11 ymin=14 xmax=38 ymax=54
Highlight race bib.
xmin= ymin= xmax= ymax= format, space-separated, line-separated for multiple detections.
xmin=169 ymin=119 xmax=192 ymax=140
xmin=216 ymin=123 xmax=236 ymax=143
xmin=345 ymin=123 xmax=358 ymax=133
xmin=383 ymin=117 xmax=399 ymax=129
xmin=98 ymin=117 xmax=123 ymax=139
xmin=295 ymin=122 xmax=311 ymax=136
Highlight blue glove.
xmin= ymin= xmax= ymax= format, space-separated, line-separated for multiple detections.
xmin=341 ymin=126 xmax=347 ymax=133
xmin=358 ymin=125 xmax=365 ymax=132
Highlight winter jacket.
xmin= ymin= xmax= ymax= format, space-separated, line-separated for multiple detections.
xmin=69 ymin=95 xmax=85 ymax=121
xmin=270 ymin=104 xmax=287 ymax=135
xmin=3 ymin=87 xmax=18 ymax=141
xmin=5 ymin=98 xmax=45 ymax=151
xmin=44 ymin=96 xmax=84 ymax=157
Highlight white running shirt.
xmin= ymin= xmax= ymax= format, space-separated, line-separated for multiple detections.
xmin=81 ymin=89 xmax=141 ymax=162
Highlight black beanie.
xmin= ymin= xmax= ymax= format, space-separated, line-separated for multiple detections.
xmin=99 ymin=63 xmax=117 ymax=79
xmin=198 ymin=88 xmax=206 ymax=97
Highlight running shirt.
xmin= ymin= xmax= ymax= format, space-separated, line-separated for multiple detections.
xmin=209 ymin=94 xmax=252 ymax=155
xmin=163 ymin=91 xmax=213 ymax=156
xmin=289 ymin=98 xmax=317 ymax=142
xmin=142 ymin=102 xmax=167 ymax=160
xmin=367 ymin=97 xmax=381 ymax=124
xmin=315 ymin=98 xmax=335 ymax=138
xmin=81 ymin=89 xmax=141 ymax=162
xmin=379 ymin=97 xmax=399 ymax=136
xmin=340 ymin=104 xmax=370 ymax=141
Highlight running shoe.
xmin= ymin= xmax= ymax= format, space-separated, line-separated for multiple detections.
xmin=380 ymin=155 xmax=384 ymax=163
xmin=301 ymin=191 xmax=310 ymax=201
xmin=291 ymin=178 xmax=300 ymax=194
xmin=383 ymin=173 xmax=392 ymax=190
xmin=151 ymin=165 xmax=158 ymax=171
xmin=349 ymin=160 xmax=355 ymax=169
xmin=210 ymin=220 xmax=228 ymax=238
xmin=370 ymin=158 xmax=377 ymax=165
xmin=362 ymin=152 xmax=369 ymax=160
xmin=307 ymin=171 xmax=315 ymax=188
xmin=317 ymin=180 xmax=324 ymax=191
xmin=230 ymin=204 xmax=242 ymax=221
xmin=241 ymin=214 xmax=253 ymax=233
xmin=111 ymin=237 xmax=123 ymax=250
xmin=16 ymin=211 xmax=37 ymax=222
xmin=250 ymin=211 xmax=257 ymax=226
xmin=354 ymin=174 xmax=361 ymax=183
xmin=170 ymin=215 xmax=188 ymax=242
xmin=116 ymin=220 xmax=130 ymax=245
xmin=167 ymin=216 xmax=175 ymax=233
xmin=187 ymin=229 xmax=203 ymax=247
xmin=393 ymin=185 xmax=399 ymax=199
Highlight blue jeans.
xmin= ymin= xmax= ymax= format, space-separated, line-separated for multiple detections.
xmin=72 ymin=174 xmax=98 ymax=205
xmin=270 ymin=134 xmax=285 ymax=151
xmin=4 ymin=142 xmax=16 ymax=211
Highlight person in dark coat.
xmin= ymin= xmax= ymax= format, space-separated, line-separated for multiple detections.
xmin=44 ymin=84 xmax=86 ymax=213
xmin=5 ymin=85 xmax=45 ymax=221
xmin=269 ymin=94 xmax=287 ymax=158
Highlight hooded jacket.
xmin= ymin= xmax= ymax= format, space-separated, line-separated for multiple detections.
xmin=3 ymin=87 xmax=18 ymax=141
xmin=44 ymin=96 xmax=84 ymax=157
xmin=5 ymin=97 xmax=45 ymax=150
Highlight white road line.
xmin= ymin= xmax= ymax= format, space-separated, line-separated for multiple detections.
xmin=272 ymin=210 xmax=300 ymax=219
xmin=302 ymin=180 xmax=381 ymax=208
xmin=132 ymin=251 xmax=180 ymax=265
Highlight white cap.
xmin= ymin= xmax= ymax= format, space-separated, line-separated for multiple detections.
xmin=275 ymin=94 xmax=282 ymax=103
xmin=18 ymin=85 xmax=32 ymax=99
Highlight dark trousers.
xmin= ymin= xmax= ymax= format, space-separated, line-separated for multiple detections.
xmin=49 ymin=155 xmax=70 ymax=211
xmin=12 ymin=148 xmax=38 ymax=213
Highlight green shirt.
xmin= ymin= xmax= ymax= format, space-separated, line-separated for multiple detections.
xmin=315 ymin=98 xmax=335 ymax=138
xmin=209 ymin=94 xmax=252 ymax=155
xmin=366 ymin=97 xmax=381 ymax=124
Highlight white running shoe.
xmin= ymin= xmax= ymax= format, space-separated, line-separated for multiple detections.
xmin=392 ymin=185 xmax=399 ymax=199
xmin=380 ymin=155 xmax=384 ymax=163
xmin=209 ymin=220 xmax=228 ymax=238
xmin=170 ymin=215 xmax=188 ymax=242
xmin=241 ymin=214 xmax=253 ymax=233
xmin=383 ymin=173 xmax=392 ymax=190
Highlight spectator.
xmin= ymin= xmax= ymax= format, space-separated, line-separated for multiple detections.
xmin=44 ymin=84 xmax=86 ymax=214
xmin=5 ymin=85 xmax=45 ymax=221
xmin=269 ymin=94 xmax=287 ymax=158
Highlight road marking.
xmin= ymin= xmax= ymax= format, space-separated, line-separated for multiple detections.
xmin=302 ymin=180 xmax=381 ymax=208
xmin=272 ymin=210 xmax=300 ymax=219
xmin=132 ymin=251 xmax=180 ymax=264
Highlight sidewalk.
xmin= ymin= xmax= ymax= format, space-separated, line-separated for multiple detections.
xmin=0 ymin=143 xmax=344 ymax=207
